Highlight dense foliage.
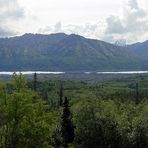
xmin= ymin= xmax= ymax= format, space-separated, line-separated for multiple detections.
xmin=0 ymin=74 xmax=148 ymax=148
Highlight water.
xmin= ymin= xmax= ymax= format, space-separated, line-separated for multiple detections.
xmin=0 ymin=71 xmax=148 ymax=75
xmin=96 ymin=71 xmax=148 ymax=74
xmin=0 ymin=71 xmax=65 ymax=75
xmin=85 ymin=71 xmax=148 ymax=74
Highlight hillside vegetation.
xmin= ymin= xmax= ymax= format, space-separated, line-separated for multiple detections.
xmin=0 ymin=74 xmax=148 ymax=148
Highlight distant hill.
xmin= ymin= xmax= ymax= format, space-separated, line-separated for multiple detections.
xmin=0 ymin=33 xmax=147 ymax=71
xmin=127 ymin=40 xmax=148 ymax=70
xmin=128 ymin=40 xmax=148 ymax=58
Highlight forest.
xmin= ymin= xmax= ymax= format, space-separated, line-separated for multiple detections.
xmin=0 ymin=73 xmax=148 ymax=148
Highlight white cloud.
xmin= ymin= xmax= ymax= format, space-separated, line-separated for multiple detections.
xmin=0 ymin=0 xmax=25 ymax=37
xmin=38 ymin=21 xmax=105 ymax=40
xmin=0 ymin=26 xmax=17 ymax=37
xmin=54 ymin=22 xmax=62 ymax=32
xmin=38 ymin=0 xmax=148 ymax=43
xmin=0 ymin=0 xmax=147 ymax=43
xmin=128 ymin=0 xmax=138 ymax=9
xmin=104 ymin=0 xmax=148 ymax=43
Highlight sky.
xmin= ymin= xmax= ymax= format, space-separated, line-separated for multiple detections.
xmin=0 ymin=0 xmax=148 ymax=43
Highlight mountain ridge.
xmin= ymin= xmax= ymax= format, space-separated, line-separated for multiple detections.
xmin=0 ymin=33 xmax=147 ymax=71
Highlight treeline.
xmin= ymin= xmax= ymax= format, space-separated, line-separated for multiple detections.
xmin=0 ymin=74 xmax=148 ymax=148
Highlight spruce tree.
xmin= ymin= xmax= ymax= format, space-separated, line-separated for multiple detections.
xmin=61 ymin=97 xmax=74 ymax=148
xmin=59 ymin=83 xmax=63 ymax=106
xmin=135 ymin=83 xmax=139 ymax=104
xmin=33 ymin=72 xmax=37 ymax=91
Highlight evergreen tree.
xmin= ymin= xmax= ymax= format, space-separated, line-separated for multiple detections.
xmin=61 ymin=97 xmax=74 ymax=148
xmin=33 ymin=72 xmax=37 ymax=91
xmin=59 ymin=82 xmax=63 ymax=106
xmin=135 ymin=83 xmax=139 ymax=104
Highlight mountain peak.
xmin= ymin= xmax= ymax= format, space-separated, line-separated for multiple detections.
xmin=69 ymin=33 xmax=84 ymax=39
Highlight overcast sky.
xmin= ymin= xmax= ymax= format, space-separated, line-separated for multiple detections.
xmin=0 ymin=0 xmax=148 ymax=43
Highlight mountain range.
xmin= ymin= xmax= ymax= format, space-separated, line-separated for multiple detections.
xmin=0 ymin=33 xmax=147 ymax=71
